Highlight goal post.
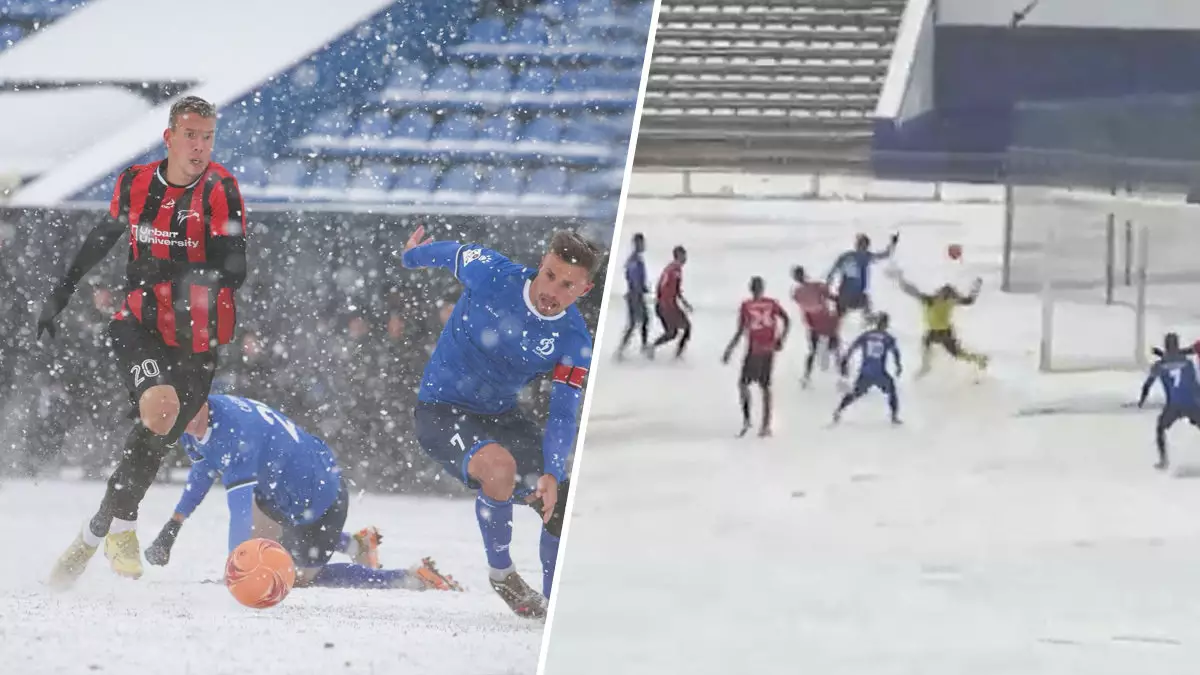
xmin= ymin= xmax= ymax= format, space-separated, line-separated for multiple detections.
xmin=1007 ymin=185 xmax=1200 ymax=373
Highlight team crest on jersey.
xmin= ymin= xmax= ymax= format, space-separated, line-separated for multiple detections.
xmin=461 ymin=247 xmax=491 ymax=267
xmin=534 ymin=337 xmax=556 ymax=357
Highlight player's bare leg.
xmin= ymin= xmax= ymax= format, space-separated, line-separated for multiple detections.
xmin=468 ymin=443 xmax=547 ymax=619
xmin=51 ymin=384 xmax=182 ymax=588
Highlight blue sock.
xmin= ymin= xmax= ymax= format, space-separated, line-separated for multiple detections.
xmin=476 ymin=493 xmax=514 ymax=571
xmin=311 ymin=563 xmax=408 ymax=588
xmin=540 ymin=529 xmax=560 ymax=599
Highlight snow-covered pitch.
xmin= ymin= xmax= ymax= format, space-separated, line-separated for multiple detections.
xmin=0 ymin=480 xmax=546 ymax=675
xmin=542 ymin=198 xmax=1200 ymax=675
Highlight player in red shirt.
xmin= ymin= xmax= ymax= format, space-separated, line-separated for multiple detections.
xmin=649 ymin=245 xmax=692 ymax=359
xmin=722 ymin=276 xmax=790 ymax=437
xmin=792 ymin=265 xmax=841 ymax=388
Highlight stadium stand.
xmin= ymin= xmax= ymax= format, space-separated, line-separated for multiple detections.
xmin=0 ymin=0 xmax=91 ymax=51
xmin=635 ymin=0 xmax=902 ymax=167
xmin=71 ymin=0 xmax=648 ymax=222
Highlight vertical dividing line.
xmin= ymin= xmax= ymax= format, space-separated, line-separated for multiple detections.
xmin=534 ymin=1 xmax=665 ymax=672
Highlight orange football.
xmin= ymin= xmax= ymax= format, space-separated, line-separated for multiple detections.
xmin=224 ymin=538 xmax=296 ymax=609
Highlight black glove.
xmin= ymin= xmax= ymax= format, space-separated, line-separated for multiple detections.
xmin=891 ymin=232 xmax=900 ymax=245
xmin=36 ymin=284 xmax=74 ymax=341
xmin=145 ymin=519 xmax=183 ymax=567
xmin=1152 ymin=347 xmax=1164 ymax=358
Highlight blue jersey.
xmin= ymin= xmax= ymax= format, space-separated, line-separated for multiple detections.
xmin=844 ymin=329 xmax=901 ymax=379
xmin=1142 ymin=356 xmax=1200 ymax=408
xmin=401 ymin=241 xmax=593 ymax=481
xmin=625 ymin=252 xmax=647 ymax=296
xmin=827 ymin=247 xmax=894 ymax=296
xmin=174 ymin=395 xmax=341 ymax=553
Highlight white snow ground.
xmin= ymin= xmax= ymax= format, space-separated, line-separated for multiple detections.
xmin=542 ymin=198 xmax=1200 ymax=675
xmin=0 ymin=480 xmax=546 ymax=675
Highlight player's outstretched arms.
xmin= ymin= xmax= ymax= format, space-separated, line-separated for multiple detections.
xmin=776 ymin=307 xmax=791 ymax=350
xmin=895 ymin=274 xmax=925 ymax=300
xmin=536 ymin=360 xmax=589 ymax=522
xmin=36 ymin=218 xmax=126 ymax=340
xmin=872 ymin=232 xmax=900 ymax=260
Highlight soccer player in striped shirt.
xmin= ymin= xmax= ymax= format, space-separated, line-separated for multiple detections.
xmin=40 ymin=96 xmax=249 ymax=588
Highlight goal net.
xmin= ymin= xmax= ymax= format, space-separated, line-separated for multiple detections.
xmin=1004 ymin=185 xmax=1200 ymax=373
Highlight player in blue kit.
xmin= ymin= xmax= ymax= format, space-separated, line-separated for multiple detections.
xmin=826 ymin=232 xmax=899 ymax=322
xmin=616 ymin=232 xmax=649 ymax=359
xmin=143 ymin=394 xmax=461 ymax=591
xmin=833 ymin=312 xmax=903 ymax=425
xmin=400 ymin=225 xmax=599 ymax=620
xmin=1138 ymin=333 xmax=1200 ymax=470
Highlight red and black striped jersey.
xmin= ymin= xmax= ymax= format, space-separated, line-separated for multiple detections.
xmin=109 ymin=159 xmax=247 ymax=353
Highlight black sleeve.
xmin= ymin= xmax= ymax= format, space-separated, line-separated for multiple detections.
xmin=207 ymin=176 xmax=248 ymax=290
xmin=53 ymin=217 xmax=126 ymax=296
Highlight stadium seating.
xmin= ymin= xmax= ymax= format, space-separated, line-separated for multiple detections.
xmin=0 ymin=0 xmax=90 ymax=51
xmin=635 ymin=0 xmax=902 ymax=167
xmin=72 ymin=0 xmax=647 ymax=221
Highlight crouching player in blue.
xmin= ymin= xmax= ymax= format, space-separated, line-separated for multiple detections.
xmin=1137 ymin=333 xmax=1200 ymax=471
xmin=833 ymin=312 xmax=903 ymax=425
xmin=400 ymin=225 xmax=598 ymax=620
xmin=826 ymin=232 xmax=899 ymax=323
xmin=143 ymin=394 xmax=461 ymax=592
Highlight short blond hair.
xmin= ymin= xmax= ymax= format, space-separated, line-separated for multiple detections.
xmin=169 ymin=96 xmax=217 ymax=130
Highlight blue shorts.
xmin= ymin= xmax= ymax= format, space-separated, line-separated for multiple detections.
xmin=413 ymin=402 xmax=544 ymax=499
xmin=836 ymin=290 xmax=869 ymax=314
xmin=255 ymin=478 xmax=348 ymax=569
xmin=1159 ymin=405 xmax=1200 ymax=430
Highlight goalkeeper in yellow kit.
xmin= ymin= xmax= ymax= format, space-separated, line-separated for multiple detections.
xmin=895 ymin=273 xmax=988 ymax=377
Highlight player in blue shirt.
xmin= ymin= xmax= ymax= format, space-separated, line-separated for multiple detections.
xmin=1137 ymin=333 xmax=1200 ymax=470
xmin=826 ymin=232 xmax=899 ymax=322
xmin=142 ymin=395 xmax=461 ymax=592
xmin=616 ymin=232 xmax=649 ymax=359
xmin=401 ymin=225 xmax=598 ymax=619
xmin=833 ymin=312 xmax=903 ymax=425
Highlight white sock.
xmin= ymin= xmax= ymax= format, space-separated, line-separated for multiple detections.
xmin=488 ymin=564 xmax=516 ymax=582
xmin=110 ymin=518 xmax=137 ymax=534
xmin=343 ymin=537 xmax=360 ymax=559
xmin=81 ymin=523 xmax=103 ymax=548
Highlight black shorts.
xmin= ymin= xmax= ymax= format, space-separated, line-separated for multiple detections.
xmin=413 ymin=402 xmax=545 ymax=500
xmin=923 ymin=329 xmax=961 ymax=356
xmin=256 ymin=479 xmax=349 ymax=569
xmin=108 ymin=318 xmax=218 ymax=427
xmin=740 ymin=352 xmax=775 ymax=386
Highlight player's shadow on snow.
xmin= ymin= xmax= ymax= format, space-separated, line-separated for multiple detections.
xmin=1171 ymin=465 xmax=1200 ymax=479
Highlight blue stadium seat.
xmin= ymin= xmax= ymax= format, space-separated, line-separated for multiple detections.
xmin=307 ymin=107 xmax=354 ymax=139
xmin=356 ymin=110 xmax=393 ymax=138
xmin=386 ymin=61 xmax=430 ymax=91
xmin=393 ymin=111 xmax=435 ymax=141
xmin=561 ymin=124 xmax=608 ymax=146
xmin=519 ymin=116 xmax=564 ymax=144
xmin=555 ymin=68 xmax=597 ymax=92
xmin=427 ymin=63 xmax=471 ymax=94
xmin=309 ymin=161 xmax=351 ymax=192
xmin=479 ymin=166 xmax=525 ymax=200
xmin=434 ymin=114 xmax=478 ymax=142
xmin=391 ymin=164 xmax=440 ymax=198
xmin=524 ymin=167 xmax=570 ymax=198
xmin=435 ymin=164 xmax=481 ymax=200
xmin=465 ymin=17 xmax=506 ymax=45
xmin=513 ymin=66 xmax=554 ymax=94
xmin=350 ymin=162 xmax=397 ymax=192
xmin=0 ymin=23 xmax=24 ymax=49
xmin=472 ymin=65 xmax=512 ymax=95
xmin=508 ymin=16 xmax=549 ymax=46
xmin=232 ymin=157 xmax=270 ymax=188
xmin=477 ymin=115 xmax=521 ymax=143
xmin=266 ymin=159 xmax=310 ymax=191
